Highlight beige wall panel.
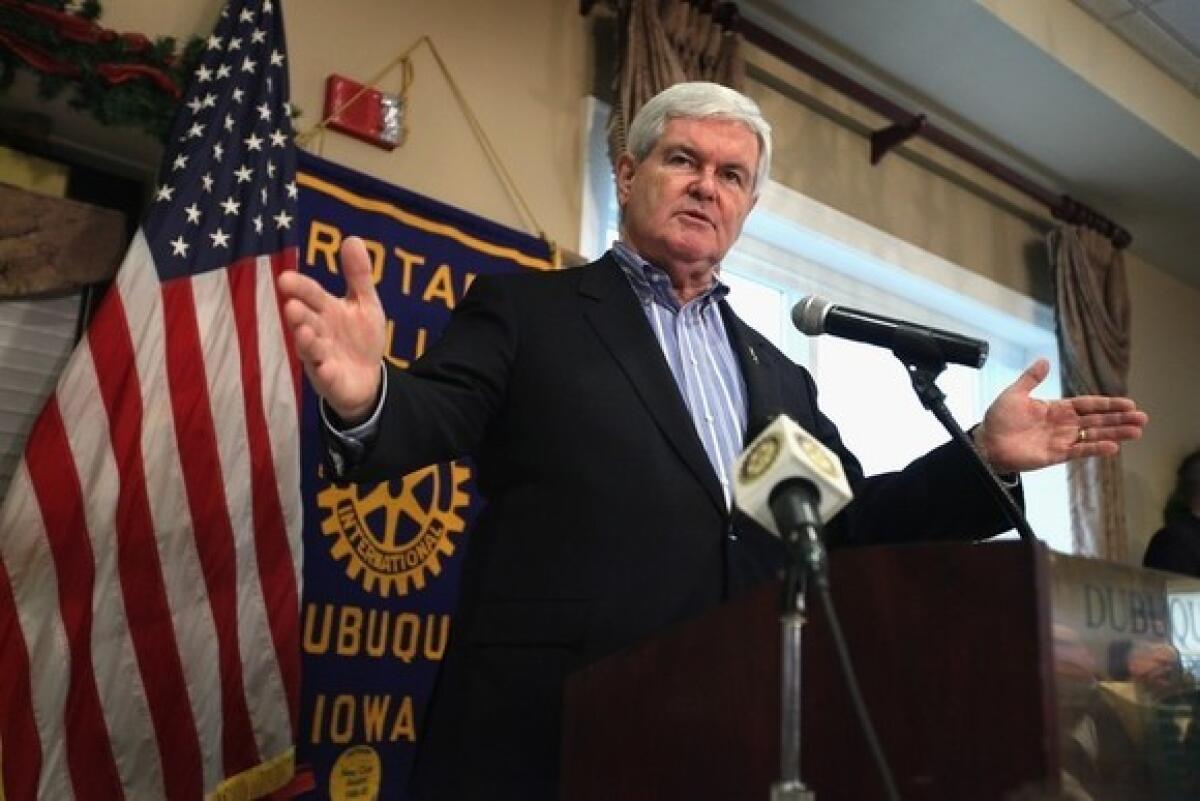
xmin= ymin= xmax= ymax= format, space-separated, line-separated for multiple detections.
xmin=746 ymin=63 xmax=1052 ymax=304
xmin=1123 ymin=254 xmax=1200 ymax=562
xmin=106 ymin=0 xmax=590 ymax=247
xmin=283 ymin=0 xmax=589 ymax=249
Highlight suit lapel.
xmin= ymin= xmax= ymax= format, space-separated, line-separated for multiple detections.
xmin=720 ymin=300 xmax=783 ymax=443
xmin=578 ymin=256 xmax=727 ymax=515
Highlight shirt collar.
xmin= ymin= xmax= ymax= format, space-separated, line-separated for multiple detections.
xmin=611 ymin=241 xmax=729 ymax=312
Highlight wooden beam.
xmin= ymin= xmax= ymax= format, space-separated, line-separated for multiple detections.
xmin=0 ymin=183 xmax=127 ymax=298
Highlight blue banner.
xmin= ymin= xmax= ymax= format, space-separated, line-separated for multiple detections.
xmin=295 ymin=151 xmax=557 ymax=800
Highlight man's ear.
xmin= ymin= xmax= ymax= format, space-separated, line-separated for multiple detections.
xmin=615 ymin=153 xmax=636 ymax=206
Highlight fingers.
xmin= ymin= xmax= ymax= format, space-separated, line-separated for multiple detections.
xmin=1075 ymin=409 xmax=1149 ymax=430
xmin=277 ymin=268 xmax=331 ymax=310
xmin=341 ymin=237 xmax=379 ymax=304
xmin=1069 ymin=395 xmax=1142 ymax=414
xmin=1012 ymin=358 xmax=1050 ymax=395
xmin=1077 ymin=424 xmax=1145 ymax=444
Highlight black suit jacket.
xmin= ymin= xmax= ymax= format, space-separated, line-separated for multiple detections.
xmin=1143 ymin=515 xmax=1200 ymax=578
xmin=326 ymin=254 xmax=1016 ymax=801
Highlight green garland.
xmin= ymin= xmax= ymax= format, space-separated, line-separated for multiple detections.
xmin=0 ymin=0 xmax=204 ymax=141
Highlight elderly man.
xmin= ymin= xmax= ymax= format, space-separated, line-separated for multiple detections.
xmin=277 ymin=82 xmax=1146 ymax=801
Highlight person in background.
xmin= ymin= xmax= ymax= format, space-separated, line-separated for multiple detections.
xmin=1144 ymin=449 xmax=1200 ymax=578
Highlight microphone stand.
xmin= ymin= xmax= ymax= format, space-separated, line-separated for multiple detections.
xmin=773 ymin=566 xmax=813 ymax=801
xmin=768 ymin=482 xmax=903 ymax=801
xmin=770 ymin=489 xmax=826 ymax=801
xmin=890 ymin=328 xmax=1036 ymax=542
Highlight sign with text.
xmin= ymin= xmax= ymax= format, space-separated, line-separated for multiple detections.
xmin=295 ymin=151 xmax=555 ymax=800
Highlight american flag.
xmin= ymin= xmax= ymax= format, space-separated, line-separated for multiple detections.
xmin=0 ymin=1 xmax=302 ymax=799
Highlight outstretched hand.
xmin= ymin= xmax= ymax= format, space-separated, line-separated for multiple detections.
xmin=974 ymin=359 xmax=1148 ymax=474
xmin=276 ymin=236 xmax=387 ymax=424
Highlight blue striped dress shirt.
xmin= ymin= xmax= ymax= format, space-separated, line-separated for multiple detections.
xmin=611 ymin=242 xmax=749 ymax=506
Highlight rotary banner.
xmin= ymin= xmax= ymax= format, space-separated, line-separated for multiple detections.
xmin=294 ymin=151 xmax=556 ymax=800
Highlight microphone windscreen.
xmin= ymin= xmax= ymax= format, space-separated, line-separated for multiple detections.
xmin=792 ymin=295 xmax=832 ymax=336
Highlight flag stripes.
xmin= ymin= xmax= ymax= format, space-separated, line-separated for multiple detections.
xmin=0 ymin=2 xmax=300 ymax=797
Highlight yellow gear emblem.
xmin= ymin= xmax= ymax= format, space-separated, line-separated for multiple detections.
xmin=318 ymin=462 xmax=472 ymax=597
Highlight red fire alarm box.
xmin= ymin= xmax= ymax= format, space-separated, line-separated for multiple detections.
xmin=323 ymin=74 xmax=405 ymax=150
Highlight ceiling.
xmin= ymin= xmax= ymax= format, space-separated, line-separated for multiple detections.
xmin=1074 ymin=0 xmax=1200 ymax=94
xmin=741 ymin=0 xmax=1200 ymax=288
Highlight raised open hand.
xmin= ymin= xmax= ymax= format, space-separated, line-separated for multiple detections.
xmin=974 ymin=359 xmax=1148 ymax=474
xmin=277 ymin=236 xmax=387 ymax=423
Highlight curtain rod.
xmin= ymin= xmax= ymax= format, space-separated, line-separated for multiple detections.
xmin=579 ymin=0 xmax=1132 ymax=248
xmin=737 ymin=20 xmax=1131 ymax=248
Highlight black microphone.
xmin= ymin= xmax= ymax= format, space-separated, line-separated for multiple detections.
xmin=792 ymin=295 xmax=989 ymax=369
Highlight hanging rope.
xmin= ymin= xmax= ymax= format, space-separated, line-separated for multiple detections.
xmin=295 ymin=35 xmax=558 ymax=264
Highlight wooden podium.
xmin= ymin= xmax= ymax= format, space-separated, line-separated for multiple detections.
xmin=561 ymin=540 xmax=1060 ymax=801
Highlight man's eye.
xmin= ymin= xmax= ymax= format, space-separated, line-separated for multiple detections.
xmin=667 ymin=153 xmax=692 ymax=166
xmin=723 ymin=170 xmax=745 ymax=186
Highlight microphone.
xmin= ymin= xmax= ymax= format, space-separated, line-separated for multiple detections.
xmin=792 ymin=295 xmax=989 ymax=369
xmin=733 ymin=414 xmax=853 ymax=542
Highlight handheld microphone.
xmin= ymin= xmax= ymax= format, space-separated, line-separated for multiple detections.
xmin=733 ymin=414 xmax=853 ymax=540
xmin=793 ymin=295 xmax=989 ymax=369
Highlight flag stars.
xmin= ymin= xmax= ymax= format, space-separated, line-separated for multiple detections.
xmin=269 ymin=49 xmax=285 ymax=67
xmin=185 ymin=203 xmax=202 ymax=224
xmin=172 ymin=154 xmax=188 ymax=171
xmin=285 ymin=181 xmax=298 ymax=200
xmin=202 ymin=93 xmax=217 ymax=108
xmin=244 ymin=132 xmax=264 ymax=151
xmin=234 ymin=165 xmax=254 ymax=184
xmin=201 ymin=173 xmax=214 ymax=192
xmin=231 ymin=87 xmax=245 ymax=104
xmin=196 ymin=64 xmax=213 ymax=83
xmin=251 ymin=29 xmax=266 ymax=44
xmin=210 ymin=228 xmax=230 ymax=248
xmin=266 ymin=160 xmax=276 ymax=178
xmin=228 ymin=36 xmax=242 ymax=52
xmin=239 ymin=8 xmax=255 ymax=23
xmin=269 ymin=128 xmax=288 ymax=147
xmin=187 ymin=97 xmax=203 ymax=114
xmin=220 ymin=196 xmax=241 ymax=216
xmin=187 ymin=122 xmax=205 ymax=139
xmin=206 ymin=34 xmax=223 ymax=50
xmin=216 ymin=64 xmax=232 ymax=80
xmin=224 ymin=114 xmax=236 ymax=132
xmin=253 ymin=215 xmax=264 ymax=234
xmin=273 ymin=210 xmax=292 ymax=230
xmin=212 ymin=142 xmax=225 ymax=162
xmin=263 ymin=0 xmax=274 ymax=12
xmin=257 ymin=102 xmax=272 ymax=121
xmin=155 ymin=184 xmax=175 ymax=202
xmin=260 ymin=187 xmax=268 ymax=204
xmin=170 ymin=236 xmax=189 ymax=257
xmin=241 ymin=56 xmax=257 ymax=74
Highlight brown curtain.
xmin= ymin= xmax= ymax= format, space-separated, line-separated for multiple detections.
xmin=1050 ymin=225 xmax=1132 ymax=559
xmin=608 ymin=0 xmax=746 ymax=163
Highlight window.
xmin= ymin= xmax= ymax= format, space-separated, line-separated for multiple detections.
xmin=580 ymin=98 xmax=1071 ymax=552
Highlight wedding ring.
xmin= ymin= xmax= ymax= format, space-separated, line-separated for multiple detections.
xmin=1078 ymin=428 xmax=1089 ymax=443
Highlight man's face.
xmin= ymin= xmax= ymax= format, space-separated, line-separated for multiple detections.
xmin=616 ymin=116 xmax=759 ymax=276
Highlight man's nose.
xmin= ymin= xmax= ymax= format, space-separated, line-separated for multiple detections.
xmin=689 ymin=168 xmax=717 ymax=199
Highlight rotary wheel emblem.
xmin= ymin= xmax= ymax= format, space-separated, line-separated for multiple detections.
xmin=318 ymin=462 xmax=472 ymax=597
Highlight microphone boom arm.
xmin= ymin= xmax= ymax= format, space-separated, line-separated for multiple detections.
xmin=891 ymin=328 xmax=1036 ymax=542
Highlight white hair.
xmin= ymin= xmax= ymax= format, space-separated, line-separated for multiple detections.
xmin=625 ymin=81 xmax=772 ymax=195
